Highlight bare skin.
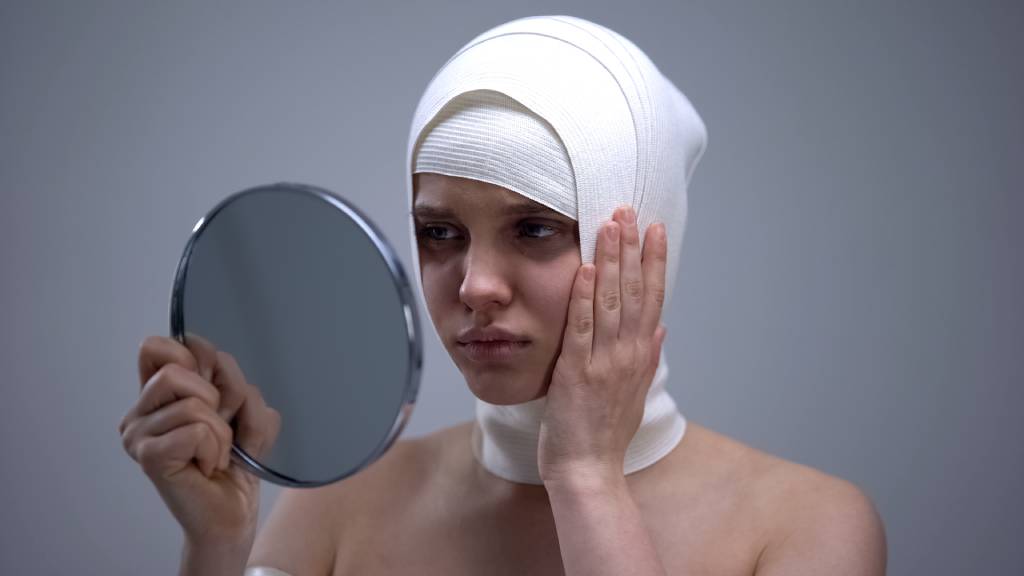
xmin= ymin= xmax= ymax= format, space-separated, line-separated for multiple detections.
xmin=250 ymin=420 xmax=886 ymax=575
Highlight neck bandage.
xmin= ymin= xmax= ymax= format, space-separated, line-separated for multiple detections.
xmin=406 ymin=15 xmax=707 ymax=485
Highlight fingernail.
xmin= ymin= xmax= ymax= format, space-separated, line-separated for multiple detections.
xmin=626 ymin=206 xmax=636 ymax=221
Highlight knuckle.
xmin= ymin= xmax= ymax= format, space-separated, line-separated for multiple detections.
xmin=120 ymin=423 xmax=135 ymax=453
xmin=142 ymin=364 xmax=169 ymax=391
xmin=624 ymin=279 xmax=643 ymax=299
xmin=601 ymin=290 xmax=620 ymax=311
xmin=573 ymin=313 xmax=593 ymax=335
xmin=215 ymin=417 xmax=233 ymax=443
xmin=192 ymin=422 xmax=211 ymax=443
xmin=157 ymin=362 xmax=182 ymax=381
xmin=622 ymin=358 xmax=641 ymax=377
xmin=649 ymin=286 xmax=666 ymax=307
xmin=208 ymin=385 xmax=221 ymax=407
xmin=613 ymin=347 xmax=638 ymax=369
xmin=150 ymin=365 xmax=181 ymax=394
xmin=135 ymin=438 xmax=157 ymax=469
xmin=249 ymin=382 xmax=265 ymax=401
xmin=181 ymin=395 xmax=206 ymax=415
xmin=139 ymin=334 xmax=173 ymax=357
xmin=217 ymin=350 xmax=238 ymax=370
xmin=138 ymin=335 xmax=159 ymax=356
xmin=200 ymin=378 xmax=221 ymax=404
xmin=235 ymin=416 xmax=253 ymax=439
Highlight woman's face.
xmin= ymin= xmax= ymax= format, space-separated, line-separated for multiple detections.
xmin=413 ymin=172 xmax=582 ymax=405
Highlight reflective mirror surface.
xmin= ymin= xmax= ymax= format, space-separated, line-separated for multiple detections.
xmin=170 ymin=183 xmax=421 ymax=487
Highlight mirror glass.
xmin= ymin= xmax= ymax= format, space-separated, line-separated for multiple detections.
xmin=170 ymin=183 xmax=421 ymax=487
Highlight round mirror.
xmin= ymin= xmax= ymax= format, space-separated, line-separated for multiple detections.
xmin=170 ymin=183 xmax=422 ymax=488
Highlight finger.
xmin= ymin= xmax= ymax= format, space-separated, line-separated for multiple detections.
xmin=134 ymin=421 xmax=221 ymax=479
xmin=210 ymin=350 xmax=250 ymax=424
xmin=615 ymin=205 xmax=643 ymax=340
xmin=559 ymin=264 xmax=596 ymax=367
xmin=642 ymin=324 xmax=668 ymax=392
xmin=639 ymin=222 xmax=668 ymax=336
xmin=257 ymin=406 xmax=282 ymax=459
xmin=651 ymin=325 xmax=667 ymax=371
xmin=122 ymin=396 xmax=233 ymax=471
xmin=126 ymin=363 xmax=221 ymax=425
xmin=137 ymin=335 xmax=198 ymax=389
xmin=235 ymin=393 xmax=278 ymax=460
xmin=216 ymin=350 xmax=276 ymax=457
xmin=181 ymin=331 xmax=220 ymax=384
xmin=594 ymin=220 xmax=621 ymax=351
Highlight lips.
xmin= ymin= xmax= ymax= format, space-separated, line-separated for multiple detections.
xmin=455 ymin=326 xmax=531 ymax=363
xmin=456 ymin=326 xmax=530 ymax=345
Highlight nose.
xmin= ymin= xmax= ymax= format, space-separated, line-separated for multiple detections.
xmin=458 ymin=247 xmax=512 ymax=312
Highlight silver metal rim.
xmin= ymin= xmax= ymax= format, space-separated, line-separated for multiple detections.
xmin=170 ymin=182 xmax=422 ymax=488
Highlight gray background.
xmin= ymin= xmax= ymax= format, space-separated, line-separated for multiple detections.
xmin=1 ymin=1 xmax=1020 ymax=574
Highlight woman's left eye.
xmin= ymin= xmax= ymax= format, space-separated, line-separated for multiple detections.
xmin=519 ymin=222 xmax=558 ymax=239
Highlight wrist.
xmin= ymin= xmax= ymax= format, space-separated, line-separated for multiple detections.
xmin=181 ymin=533 xmax=255 ymax=576
xmin=543 ymin=466 xmax=629 ymax=500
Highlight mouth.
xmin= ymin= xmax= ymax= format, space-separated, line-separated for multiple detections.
xmin=455 ymin=326 xmax=531 ymax=362
xmin=457 ymin=340 xmax=531 ymax=363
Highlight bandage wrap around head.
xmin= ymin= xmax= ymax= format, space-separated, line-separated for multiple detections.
xmin=407 ymin=15 xmax=708 ymax=485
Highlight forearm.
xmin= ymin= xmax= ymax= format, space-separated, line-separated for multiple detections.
xmin=545 ymin=475 xmax=668 ymax=576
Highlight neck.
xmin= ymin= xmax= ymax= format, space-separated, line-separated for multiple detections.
xmin=471 ymin=352 xmax=686 ymax=485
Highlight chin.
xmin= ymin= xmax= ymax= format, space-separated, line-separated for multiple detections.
xmin=461 ymin=368 xmax=549 ymax=405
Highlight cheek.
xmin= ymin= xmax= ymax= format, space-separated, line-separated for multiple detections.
xmin=523 ymin=259 xmax=580 ymax=336
xmin=419 ymin=262 xmax=457 ymax=314
xmin=418 ymin=257 xmax=473 ymax=348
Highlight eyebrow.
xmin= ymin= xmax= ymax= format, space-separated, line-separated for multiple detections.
xmin=412 ymin=202 xmax=559 ymax=219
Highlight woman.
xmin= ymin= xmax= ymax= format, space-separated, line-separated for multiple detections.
xmin=119 ymin=15 xmax=886 ymax=575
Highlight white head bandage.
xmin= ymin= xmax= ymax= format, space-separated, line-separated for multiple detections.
xmin=406 ymin=15 xmax=707 ymax=484
xmin=415 ymin=89 xmax=577 ymax=219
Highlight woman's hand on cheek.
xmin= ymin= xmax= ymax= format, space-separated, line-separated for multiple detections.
xmin=538 ymin=205 xmax=668 ymax=490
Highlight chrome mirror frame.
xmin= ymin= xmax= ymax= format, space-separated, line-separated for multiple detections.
xmin=169 ymin=182 xmax=422 ymax=488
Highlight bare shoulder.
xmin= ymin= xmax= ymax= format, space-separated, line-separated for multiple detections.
xmin=677 ymin=423 xmax=887 ymax=575
xmin=247 ymin=423 xmax=463 ymax=574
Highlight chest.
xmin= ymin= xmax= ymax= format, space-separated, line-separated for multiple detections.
xmin=332 ymin=487 xmax=762 ymax=576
